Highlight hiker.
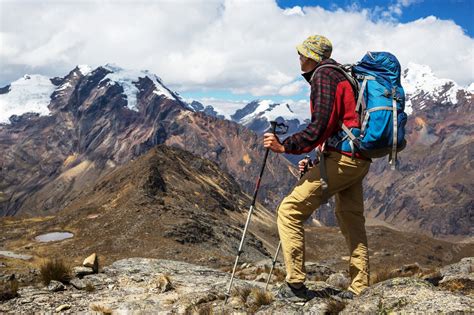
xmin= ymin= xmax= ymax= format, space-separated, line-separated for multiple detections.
xmin=263 ymin=35 xmax=371 ymax=302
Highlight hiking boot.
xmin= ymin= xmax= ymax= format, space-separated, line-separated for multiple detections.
xmin=275 ymin=282 xmax=312 ymax=302
xmin=335 ymin=290 xmax=354 ymax=300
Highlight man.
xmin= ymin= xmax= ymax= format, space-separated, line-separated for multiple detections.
xmin=263 ymin=35 xmax=371 ymax=302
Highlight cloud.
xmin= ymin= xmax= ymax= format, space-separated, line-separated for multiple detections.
xmin=0 ymin=0 xmax=472 ymax=96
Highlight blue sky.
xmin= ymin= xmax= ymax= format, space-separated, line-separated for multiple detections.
xmin=276 ymin=0 xmax=473 ymax=36
xmin=1 ymin=0 xmax=473 ymax=110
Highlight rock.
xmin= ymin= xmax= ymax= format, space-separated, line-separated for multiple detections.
xmin=55 ymin=304 xmax=71 ymax=311
xmin=305 ymin=262 xmax=335 ymax=281
xmin=440 ymin=257 xmax=473 ymax=279
xmin=254 ymin=272 xmax=269 ymax=282
xmin=341 ymin=277 xmax=474 ymax=314
xmin=157 ymin=275 xmax=173 ymax=293
xmin=2 ymin=257 xmax=472 ymax=314
xmin=0 ymin=262 xmax=6 ymax=268
xmin=70 ymin=278 xmax=86 ymax=290
xmin=438 ymin=257 xmax=474 ymax=295
xmin=47 ymin=280 xmax=65 ymax=292
xmin=83 ymin=253 xmax=98 ymax=273
xmin=73 ymin=266 xmax=94 ymax=278
xmin=326 ymin=273 xmax=350 ymax=290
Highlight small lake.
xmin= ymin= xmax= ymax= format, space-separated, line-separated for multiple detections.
xmin=35 ymin=231 xmax=74 ymax=242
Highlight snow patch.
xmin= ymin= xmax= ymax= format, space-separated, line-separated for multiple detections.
xmin=78 ymin=64 xmax=92 ymax=76
xmin=239 ymin=99 xmax=309 ymax=125
xmin=0 ymin=74 xmax=56 ymax=124
xmin=101 ymin=64 xmax=176 ymax=111
xmin=402 ymin=62 xmax=466 ymax=112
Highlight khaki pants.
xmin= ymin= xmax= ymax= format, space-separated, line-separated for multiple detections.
xmin=277 ymin=151 xmax=371 ymax=295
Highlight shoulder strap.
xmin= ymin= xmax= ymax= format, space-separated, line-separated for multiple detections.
xmin=310 ymin=64 xmax=359 ymax=94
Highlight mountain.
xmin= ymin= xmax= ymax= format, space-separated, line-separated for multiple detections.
xmin=0 ymin=145 xmax=276 ymax=268
xmin=0 ymin=65 xmax=295 ymax=217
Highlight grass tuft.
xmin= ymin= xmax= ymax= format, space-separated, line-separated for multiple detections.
xmin=250 ymin=288 xmax=273 ymax=307
xmin=185 ymin=304 xmax=214 ymax=315
xmin=439 ymin=279 xmax=474 ymax=295
xmin=232 ymin=286 xmax=252 ymax=303
xmin=157 ymin=274 xmax=173 ymax=293
xmin=90 ymin=303 xmax=112 ymax=314
xmin=0 ymin=278 xmax=19 ymax=302
xmin=85 ymin=282 xmax=95 ymax=292
xmin=39 ymin=258 xmax=71 ymax=285
xmin=326 ymin=298 xmax=348 ymax=314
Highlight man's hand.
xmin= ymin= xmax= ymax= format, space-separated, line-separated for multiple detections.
xmin=298 ymin=159 xmax=308 ymax=173
xmin=263 ymin=133 xmax=285 ymax=153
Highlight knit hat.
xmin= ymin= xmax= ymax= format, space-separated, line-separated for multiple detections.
xmin=296 ymin=35 xmax=332 ymax=63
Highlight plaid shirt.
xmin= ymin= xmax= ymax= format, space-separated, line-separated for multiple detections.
xmin=282 ymin=59 xmax=349 ymax=154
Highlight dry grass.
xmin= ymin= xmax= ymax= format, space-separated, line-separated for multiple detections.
xmin=85 ymin=282 xmax=95 ymax=292
xmin=232 ymin=286 xmax=252 ymax=303
xmin=90 ymin=303 xmax=113 ymax=314
xmin=371 ymin=264 xmax=440 ymax=285
xmin=39 ymin=258 xmax=71 ymax=285
xmin=439 ymin=279 xmax=474 ymax=295
xmin=325 ymin=298 xmax=348 ymax=314
xmin=185 ymin=304 xmax=214 ymax=315
xmin=250 ymin=288 xmax=273 ymax=306
xmin=0 ymin=278 xmax=19 ymax=301
xmin=271 ymin=267 xmax=286 ymax=282
xmin=158 ymin=274 xmax=173 ymax=293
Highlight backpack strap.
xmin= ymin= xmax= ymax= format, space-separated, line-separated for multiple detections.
xmin=316 ymin=146 xmax=329 ymax=204
xmin=355 ymin=75 xmax=375 ymax=119
xmin=389 ymin=88 xmax=398 ymax=170
xmin=340 ymin=122 xmax=359 ymax=160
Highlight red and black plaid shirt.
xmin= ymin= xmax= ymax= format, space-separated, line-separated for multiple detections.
xmin=282 ymin=58 xmax=351 ymax=155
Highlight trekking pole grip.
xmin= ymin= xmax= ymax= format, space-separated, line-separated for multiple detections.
xmin=269 ymin=121 xmax=277 ymax=135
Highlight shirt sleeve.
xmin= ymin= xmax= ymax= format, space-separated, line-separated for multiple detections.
xmin=282 ymin=68 xmax=337 ymax=154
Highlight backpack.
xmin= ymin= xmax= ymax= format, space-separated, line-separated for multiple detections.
xmin=322 ymin=52 xmax=408 ymax=170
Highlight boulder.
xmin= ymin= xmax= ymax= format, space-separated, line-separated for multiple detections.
xmin=47 ymin=280 xmax=65 ymax=292
xmin=326 ymin=273 xmax=350 ymax=290
xmin=341 ymin=277 xmax=474 ymax=314
xmin=83 ymin=253 xmax=98 ymax=273
xmin=70 ymin=278 xmax=86 ymax=290
xmin=73 ymin=266 xmax=94 ymax=278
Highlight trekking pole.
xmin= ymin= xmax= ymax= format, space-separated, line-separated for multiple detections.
xmin=224 ymin=121 xmax=287 ymax=304
xmin=265 ymin=155 xmax=313 ymax=291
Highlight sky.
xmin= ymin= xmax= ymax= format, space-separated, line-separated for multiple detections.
xmin=0 ymin=0 xmax=473 ymax=108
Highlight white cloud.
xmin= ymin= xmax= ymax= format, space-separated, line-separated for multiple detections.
xmin=0 ymin=0 xmax=472 ymax=96
xmin=278 ymin=80 xmax=307 ymax=96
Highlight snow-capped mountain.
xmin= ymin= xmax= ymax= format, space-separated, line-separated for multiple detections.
xmin=0 ymin=64 xmax=294 ymax=217
xmin=0 ymin=64 xmax=183 ymax=124
xmin=0 ymin=74 xmax=57 ymax=124
xmin=402 ymin=62 xmax=472 ymax=115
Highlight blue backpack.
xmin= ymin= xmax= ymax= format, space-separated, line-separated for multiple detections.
xmin=324 ymin=52 xmax=408 ymax=170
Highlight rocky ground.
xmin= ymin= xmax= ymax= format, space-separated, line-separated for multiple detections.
xmin=1 ymin=256 xmax=472 ymax=314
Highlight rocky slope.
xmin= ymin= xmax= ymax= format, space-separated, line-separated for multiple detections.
xmin=0 ymin=256 xmax=472 ymax=313
xmin=0 ymin=145 xmax=277 ymax=268
xmin=0 ymin=65 xmax=295 ymax=217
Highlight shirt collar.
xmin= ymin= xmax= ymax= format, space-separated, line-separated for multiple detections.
xmin=301 ymin=58 xmax=337 ymax=83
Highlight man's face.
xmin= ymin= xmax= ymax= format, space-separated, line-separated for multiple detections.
xmin=299 ymin=53 xmax=318 ymax=72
